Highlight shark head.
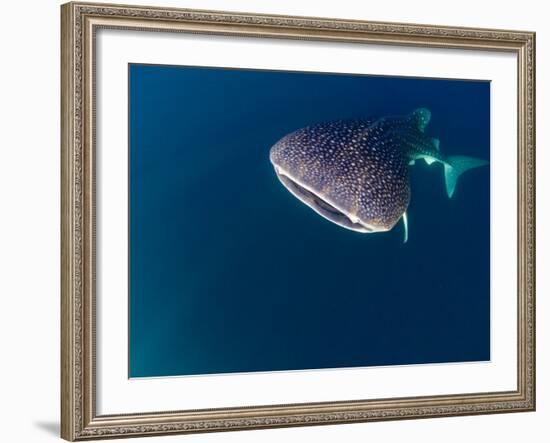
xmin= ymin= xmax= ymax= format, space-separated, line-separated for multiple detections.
xmin=269 ymin=120 xmax=411 ymax=235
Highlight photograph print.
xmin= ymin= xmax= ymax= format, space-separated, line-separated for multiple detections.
xmin=128 ymin=64 xmax=490 ymax=378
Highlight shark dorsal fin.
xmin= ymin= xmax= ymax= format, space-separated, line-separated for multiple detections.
xmin=410 ymin=108 xmax=431 ymax=132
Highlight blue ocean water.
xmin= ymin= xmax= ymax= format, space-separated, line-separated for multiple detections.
xmin=129 ymin=64 xmax=490 ymax=378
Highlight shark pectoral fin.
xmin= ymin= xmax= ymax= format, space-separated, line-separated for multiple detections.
xmin=431 ymin=138 xmax=440 ymax=151
xmin=409 ymin=154 xmax=438 ymax=167
xmin=424 ymin=156 xmax=437 ymax=165
xmin=402 ymin=211 xmax=408 ymax=244
xmin=444 ymin=155 xmax=489 ymax=198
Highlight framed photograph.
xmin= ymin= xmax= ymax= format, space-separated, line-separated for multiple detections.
xmin=61 ymin=2 xmax=536 ymax=440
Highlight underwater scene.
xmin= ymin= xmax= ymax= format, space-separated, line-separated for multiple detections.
xmin=129 ymin=64 xmax=490 ymax=378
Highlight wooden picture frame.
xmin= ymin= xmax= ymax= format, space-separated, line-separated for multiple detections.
xmin=61 ymin=2 xmax=535 ymax=440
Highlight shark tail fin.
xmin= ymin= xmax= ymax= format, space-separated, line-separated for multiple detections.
xmin=444 ymin=155 xmax=489 ymax=198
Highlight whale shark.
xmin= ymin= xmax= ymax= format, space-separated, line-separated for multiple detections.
xmin=269 ymin=108 xmax=488 ymax=242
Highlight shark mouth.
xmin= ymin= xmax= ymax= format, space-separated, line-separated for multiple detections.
xmin=274 ymin=167 xmax=381 ymax=233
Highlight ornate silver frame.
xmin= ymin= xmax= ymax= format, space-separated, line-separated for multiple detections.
xmin=61 ymin=2 xmax=536 ymax=440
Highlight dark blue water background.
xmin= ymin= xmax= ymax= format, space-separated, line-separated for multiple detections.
xmin=129 ymin=64 xmax=490 ymax=377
